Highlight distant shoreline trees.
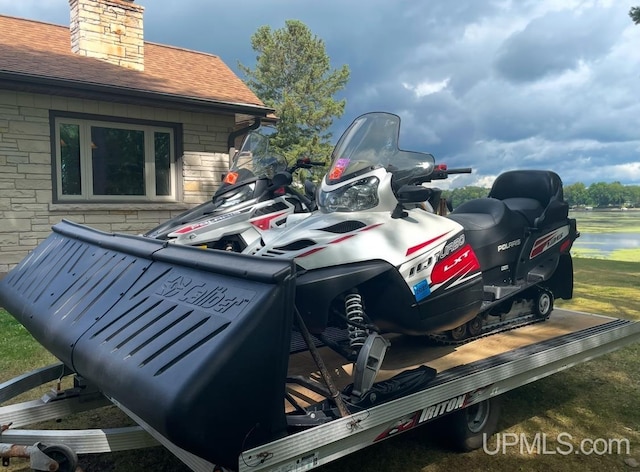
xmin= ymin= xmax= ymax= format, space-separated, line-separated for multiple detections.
xmin=563 ymin=182 xmax=640 ymax=208
xmin=443 ymin=181 xmax=640 ymax=209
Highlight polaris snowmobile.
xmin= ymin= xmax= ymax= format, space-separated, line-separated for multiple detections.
xmin=245 ymin=111 xmax=578 ymax=394
xmin=144 ymin=126 xmax=324 ymax=252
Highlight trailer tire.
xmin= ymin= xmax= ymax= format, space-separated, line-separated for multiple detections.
xmin=40 ymin=444 xmax=78 ymax=472
xmin=439 ymin=396 xmax=502 ymax=452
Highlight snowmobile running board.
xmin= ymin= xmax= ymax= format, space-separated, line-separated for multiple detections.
xmin=1 ymin=221 xmax=639 ymax=471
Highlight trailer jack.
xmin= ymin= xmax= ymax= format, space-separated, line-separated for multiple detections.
xmin=0 ymin=441 xmax=78 ymax=471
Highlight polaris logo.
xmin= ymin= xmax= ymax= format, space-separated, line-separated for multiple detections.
xmin=497 ymin=239 xmax=521 ymax=252
xmin=419 ymin=394 xmax=467 ymax=423
xmin=174 ymin=210 xmax=240 ymax=234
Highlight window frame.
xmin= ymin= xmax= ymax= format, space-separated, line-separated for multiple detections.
xmin=50 ymin=111 xmax=183 ymax=203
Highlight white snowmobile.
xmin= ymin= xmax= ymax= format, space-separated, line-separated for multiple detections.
xmin=245 ymin=111 xmax=579 ymax=400
xmin=144 ymin=126 xmax=324 ymax=252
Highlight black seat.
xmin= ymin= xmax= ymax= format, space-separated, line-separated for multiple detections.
xmin=448 ymin=170 xmax=568 ymax=272
xmin=488 ymin=170 xmax=568 ymax=228
xmin=448 ymin=197 xmax=527 ymax=271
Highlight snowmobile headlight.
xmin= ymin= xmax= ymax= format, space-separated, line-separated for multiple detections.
xmin=318 ymin=177 xmax=380 ymax=213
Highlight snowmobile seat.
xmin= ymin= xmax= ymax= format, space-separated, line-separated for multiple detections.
xmin=488 ymin=170 xmax=568 ymax=229
xmin=448 ymin=197 xmax=527 ymax=270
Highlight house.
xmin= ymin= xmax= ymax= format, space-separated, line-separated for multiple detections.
xmin=0 ymin=0 xmax=273 ymax=276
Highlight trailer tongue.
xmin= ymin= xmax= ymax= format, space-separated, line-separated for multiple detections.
xmin=0 ymin=220 xmax=296 ymax=469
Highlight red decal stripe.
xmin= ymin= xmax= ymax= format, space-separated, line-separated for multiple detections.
xmin=359 ymin=223 xmax=383 ymax=232
xmin=250 ymin=211 xmax=289 ymax=231
xmin=406 ymin=232 xmax=449 ymax=257
xmin=330 ymin=234 xmax=356 ymax=244
xmin=174 ymin=222 xmax=207 ymax=234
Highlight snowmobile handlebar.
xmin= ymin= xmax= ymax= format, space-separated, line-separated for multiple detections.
xmin=290 ymin=157 xmax=327 ymax=172
xmin=429 ymin=166 xmax=472 ymax=180
xmin=391 ymin=164 xmax=472 ymax=191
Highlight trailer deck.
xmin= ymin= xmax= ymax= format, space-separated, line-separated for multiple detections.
xmin=2 ymin=308 xmax=638 ymax=472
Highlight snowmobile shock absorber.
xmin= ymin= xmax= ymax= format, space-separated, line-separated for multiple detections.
xmin=345 ymin=291 xmax=367 ymax=349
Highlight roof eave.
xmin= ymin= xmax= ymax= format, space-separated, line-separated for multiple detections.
xmin=0 ymin=71 xmax=274 ymax=117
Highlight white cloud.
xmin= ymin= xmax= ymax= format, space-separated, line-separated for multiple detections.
xmin=402 ymin=78 xmax=450 ymax=98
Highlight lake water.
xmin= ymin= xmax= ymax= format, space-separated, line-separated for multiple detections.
xmin=573 ymin=232 xmax=640 ymax=256
xmin=567 ymin=211 xmax=640 ymax=259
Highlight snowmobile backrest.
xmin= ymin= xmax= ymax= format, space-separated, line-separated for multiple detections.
xmin=0 ymin=220 xmax=296 ymax=469
xmin=488 ymin=170 xmax=568 ymax=228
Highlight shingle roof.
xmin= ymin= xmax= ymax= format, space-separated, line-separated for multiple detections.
xmin=0 ymin=14 xmax=271 ymax=115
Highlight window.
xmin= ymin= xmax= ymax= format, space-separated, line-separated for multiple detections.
xmin=54 ymin=116 xmax=178 ymax=202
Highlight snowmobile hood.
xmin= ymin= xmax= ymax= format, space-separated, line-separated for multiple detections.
xmin=247 ymin=206 xmax=464 ymax=271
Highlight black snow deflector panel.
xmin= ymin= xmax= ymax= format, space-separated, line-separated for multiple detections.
xmin=0 ymin=220 xmax=295 ymax=469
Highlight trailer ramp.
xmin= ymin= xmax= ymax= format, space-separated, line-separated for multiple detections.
xmin=0 ymin=220 xmax=296 ymax=469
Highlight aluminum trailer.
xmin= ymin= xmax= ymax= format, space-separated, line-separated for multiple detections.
xmin=1 ymin=221 xmax=639 ymax=471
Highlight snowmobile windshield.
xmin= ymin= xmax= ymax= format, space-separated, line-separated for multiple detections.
xmin=326 ymin=112 xmax=436 ymax=185
xmin=212 ymin=127 xmax=288 ymax=207
xmin=226 ymin=128 xmax=288 ymax=184
xmin=216 ymin=128 xmax=287 ymax=195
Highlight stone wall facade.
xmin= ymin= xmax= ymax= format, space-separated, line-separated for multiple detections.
xmin=0 ymin=89 xmax=234 ymax=275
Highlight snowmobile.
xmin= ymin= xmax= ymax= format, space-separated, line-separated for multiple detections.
xmin=144 ymin=126 xmax=324 ymax=252
xmin=245 ymin=111 xmax=578 ymax=396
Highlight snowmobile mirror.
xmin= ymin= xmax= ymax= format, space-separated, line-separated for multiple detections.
xmin=304 ymin=179 xmax=317 ymax=199
xmin=269 ymin=171 xmax=293 ymax=190
xmin=396 ymin=184 xmax=432 ymax=204
xmin=392 ymin=184 xmax=433 ymax=219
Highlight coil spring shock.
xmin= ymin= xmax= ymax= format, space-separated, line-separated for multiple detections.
xmin=345 ymin=292 xmax=367 ymax=349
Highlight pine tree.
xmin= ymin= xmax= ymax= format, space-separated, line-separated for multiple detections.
xmin=239 ymin=20 xmax=350 ymax=164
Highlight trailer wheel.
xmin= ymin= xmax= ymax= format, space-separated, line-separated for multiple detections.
xmin=40 ymin=444 xmax=78 ymax=472
xmin=534 ymin=289 xmax=554 ymax=319
xmin=440 ymin=396 xmax=502 ymax=452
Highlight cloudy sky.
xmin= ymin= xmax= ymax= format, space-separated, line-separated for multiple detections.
xmin=1 ymin=0 xmax=639 ymax=188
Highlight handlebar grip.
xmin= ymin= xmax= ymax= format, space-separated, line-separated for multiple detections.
xmin=309 ymin=161 xmax=325 ymax=166
xmin=446 ymin=167 xmax=472 ymax=174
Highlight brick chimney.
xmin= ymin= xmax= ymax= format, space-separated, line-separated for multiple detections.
xmin=69 ymin=0 xmax=145 ymax=71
